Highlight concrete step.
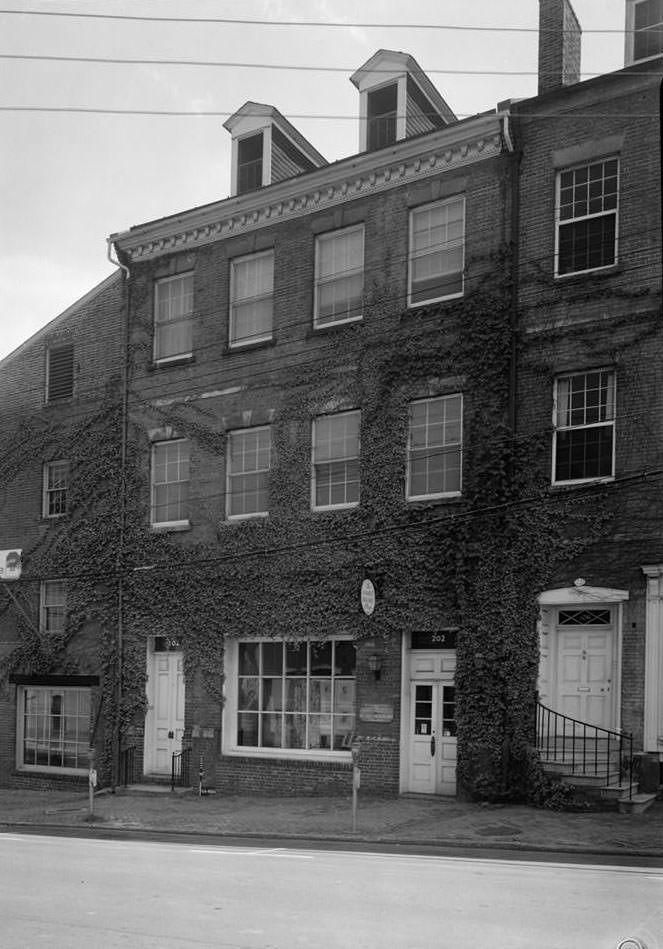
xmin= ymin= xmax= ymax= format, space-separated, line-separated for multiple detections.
xmin=618 ymin=792 xmax=657 ymax=815
xmin=599 ymin=782 xmax=639 ymax=802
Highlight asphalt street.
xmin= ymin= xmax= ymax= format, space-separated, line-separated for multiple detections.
xmin=1 ymin=832 xmax=661 ymax=948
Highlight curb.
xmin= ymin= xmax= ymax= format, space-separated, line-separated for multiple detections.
xmin=2 ymin=820 xmax=663 ymax=861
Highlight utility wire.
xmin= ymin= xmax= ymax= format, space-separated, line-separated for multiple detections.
xmin=0 ymin=9 xmax=634 ymax=32
xmin=2 ymin=53 xmax=648 ymax=80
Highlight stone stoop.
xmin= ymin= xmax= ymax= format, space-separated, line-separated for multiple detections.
xmin=617 ymin=792 xmax=658 ymax=815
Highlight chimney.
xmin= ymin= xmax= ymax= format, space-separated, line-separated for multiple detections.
xmin=538 ymin=0 xmax=582 ymax=96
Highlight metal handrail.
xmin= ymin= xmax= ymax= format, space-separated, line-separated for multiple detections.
xmin=171 ymin=748 xmax=191 ymax=792
xmin=535 ymin=701 xmax=633 ymax=799
xmin=119 ymin=745 xmax=137 ymax=787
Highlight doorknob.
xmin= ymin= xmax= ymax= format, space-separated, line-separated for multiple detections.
xmin=430 ymin=734 xmax=436 ymax=757
xmin=168 ymin=730 xmax=174 ymax=739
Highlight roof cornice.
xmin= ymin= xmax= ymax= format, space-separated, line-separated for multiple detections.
xmin=111 ymin=112 xmax=506 ymax=263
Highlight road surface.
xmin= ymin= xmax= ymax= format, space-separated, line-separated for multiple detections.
xmin=0 ymin=832 xmax=661 ymax=947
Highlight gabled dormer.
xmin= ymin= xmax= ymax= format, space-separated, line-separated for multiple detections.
xmin=223 ymin=102 xmax=328 ymax=197
xmin=350 ymin=50 xmax=456 ymax=153
xmin=625 ymin=0 xmax=663 ymax=65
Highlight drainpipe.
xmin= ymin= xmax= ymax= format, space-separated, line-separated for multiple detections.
xmin=106 ymin=237 xmax=131 ymax=789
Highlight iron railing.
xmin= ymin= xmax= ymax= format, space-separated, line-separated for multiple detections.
xmin=119 ymin=745 xmax=138 ymax=787
xmin=171 ymin=748 xmax=191 ymax=791
xmin=536 ymin=701 xmax=633 ymax=798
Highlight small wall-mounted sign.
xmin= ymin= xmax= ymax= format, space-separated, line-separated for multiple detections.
xmin=411 ymin=629 xmax=458 ymax=650
xmin=0 ymin=549 xmax=22 ymax=581
xmin=360 ymin=578 xmax=376 ymax=616
xmin=359 ymin=703 xmax=394 ymax=723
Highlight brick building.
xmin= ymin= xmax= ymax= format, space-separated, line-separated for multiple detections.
xmin=0 ymin=0 xmax=661 ymax=800
xmin=511 ymin=0 xmax=663 ymax=779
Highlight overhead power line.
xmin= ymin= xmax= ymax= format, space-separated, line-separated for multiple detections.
xmin=0 ymin=9 xmax=631 ymax=32
xmin=0 ymin=53 xmax=574 ymax=77
xmin=0 ymin=106 xmax=658 ymax=119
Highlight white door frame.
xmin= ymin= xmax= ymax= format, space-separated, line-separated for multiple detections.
xmin=144 ymin=639 xmax=185 ymax=775
xmin=642 ymin=565 xmax=663 ymax=754
xmin=538 ymin=585 xmax=628 ymax=732
xmin=399 ymin=633 xmax=457 ymax=795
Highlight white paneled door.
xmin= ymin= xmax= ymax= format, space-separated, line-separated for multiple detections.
xmin=408 ymin=682 xmax=457 ymax=795
xmin=146 ymin=649 xmax=185 ymax=774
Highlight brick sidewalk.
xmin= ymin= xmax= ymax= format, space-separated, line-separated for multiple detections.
xmin=1 ymin=788 xmax=663 ymax=857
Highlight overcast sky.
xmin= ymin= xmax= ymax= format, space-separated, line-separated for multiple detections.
xmin=0 ymin=0 xmax=629 ymax=361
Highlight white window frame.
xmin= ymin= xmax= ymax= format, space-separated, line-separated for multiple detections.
xmin=552 ymin=370 xmax=616 ymax=486
xmin=311 ymin=410 xmax=361 ymax=511
xmin=40 ymin=580 xmax=67 ymax=634
xmin=314 ymin=225 xmax=365 ymax=328
xmin=625 ymin=0 xmax=663 ymax=64
xmin=226 ymin=426 xmax=271 ymax=520
xmin=554 ymin=158 xmax=619 ymax=279
xmin=406 ymin=395 xmax=463 ymax=501
xmin=229 ymin=250 xmax=274 ymax=348
xmin=408 ymin=196 xmax=465 ymax=307
xmin=153 ymin=272 xmax=194 ymax=364
xmin=150 ymin=439 xmax=191 ymax=529
xmin=42 ymin=460 xmax=69 ymax=518
xmin=16 ymin=684 xmax=91 ymax=775
xmin=222 ymin=637 xmax=356 ymax=762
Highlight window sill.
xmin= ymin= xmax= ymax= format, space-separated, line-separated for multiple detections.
xmin=311 ymin=503 xmax=360 ymax=513
xmin=223 ymin=747 xmax=352 ymax=764
xmin=406 ymin=492 xmax=462 ymax=504
xmin=306 ymin=319 xmax=362 ymax=340
xmin=225 ymin=337 xmax=276 ymax=355
xmin=16 ymin=765 xmax=88 ymax=778
xmin=550 ymin=476 xmax=614 ymax=491
xmin=151 ymin=354 xmax=195 ymax=370
xmin=401 ymin=296 xmax=464 ymax=321
xmin=225 ymin=512 xmax=269 ymax=522
xmin=552 ymin=263 xmax=622 ymax=285
xmin=150 ymin=519 xmax=191 ymax=533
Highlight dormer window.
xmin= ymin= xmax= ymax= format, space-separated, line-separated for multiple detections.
xmin=224 ymin=103 xmax=327 ymax=197
xmin=367 ymin=83 xmax=398 ymax=150
xmin=351 ymin=50 xmax=455 ymax=154
xmin=237 ymin=133 xmax=264 ymax=194
xmin=626 ymin=0 xmax=663 ymax=64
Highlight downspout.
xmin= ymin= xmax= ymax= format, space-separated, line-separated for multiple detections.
xmin=502 ymin=112 xmax=519 ymax=441
xmin=106 ymin=237 xmax=131 ymax=788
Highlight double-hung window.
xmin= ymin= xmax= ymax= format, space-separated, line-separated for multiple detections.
xmin=312 ymin=411 xmax=360 ymax=510
xmin=18 ymin=684 xmax=91 ymax=773
xmin=233 ymin=639 xmax=356 ymax=753
xmin=553 ymin=370 xmax=616 ymax=484
xmin=43 ymin=460 xmax=69 ymax=517
xmin=407 ymin=395 xmax=462 ymax=500
xmin=627 ymin=0 xmax=663 ymax=63
xmin=409 ymin=197 xmax=464 ymax=306
xmin=46 ymin=344 xmax=74 ymax=402
xmin=154 ymin=273 xmax=194 ymax=362
xmin=227 ymin=426 xmax=271 ymax=518
xmin=314 ymin=226 xmax=364 ymax=327
xmin=40 ymin=580 xmax=67 ymax=634
xmin=151 ymin=440 xmax=190 ymax=526
xmin=367 ymin=83 xmax=398 ymax=150
xmin=230 ymin=251 xmax=274 ymax=347
xmin=556 ymin=159 xmax=619 ymax=277
xmin=237 ymin=132 xmax=264 ymax=194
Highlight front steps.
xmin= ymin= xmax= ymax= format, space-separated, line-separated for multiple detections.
xmin=540 ymin=756 xmax=656 ymax=813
